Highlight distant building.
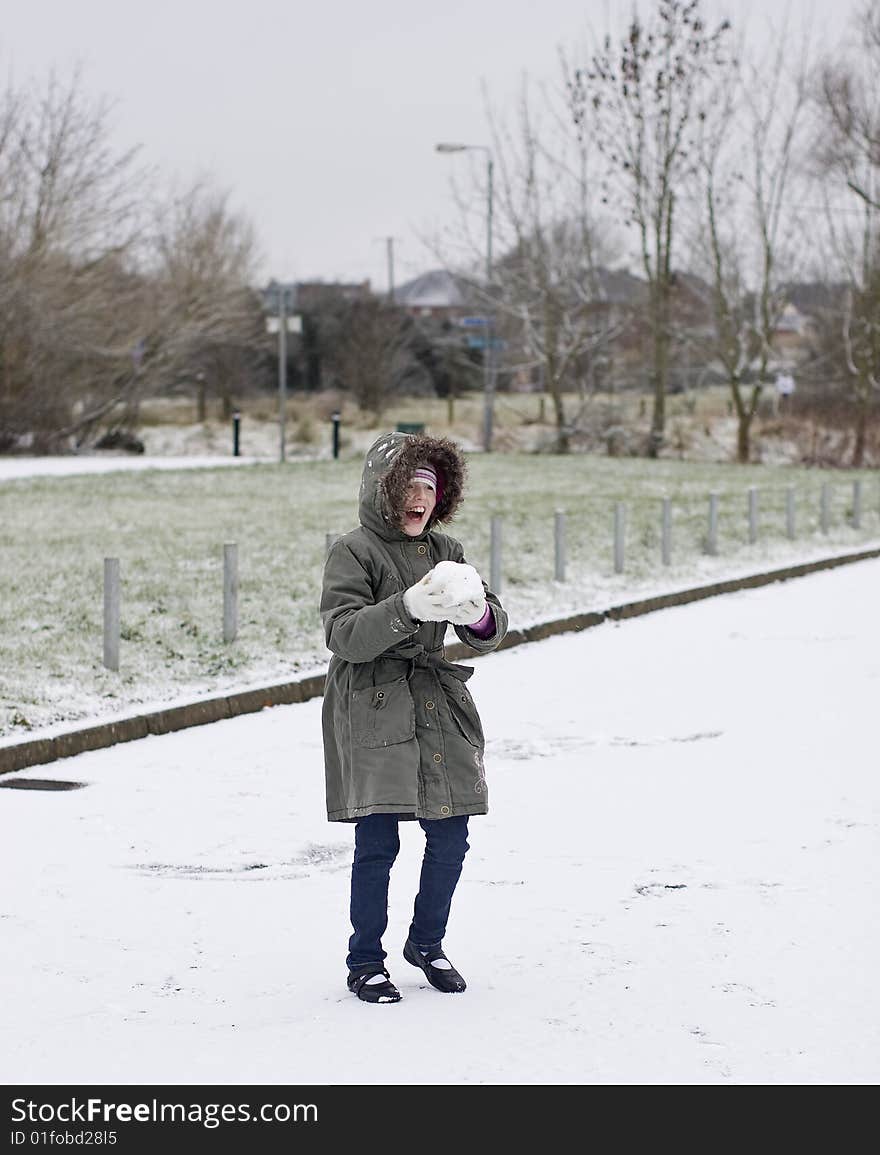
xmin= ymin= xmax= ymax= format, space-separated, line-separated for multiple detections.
xmin=260 ymin=279 xmax=372 ymax=315
xmin=393 ymin=269 xmax=474 ymax=318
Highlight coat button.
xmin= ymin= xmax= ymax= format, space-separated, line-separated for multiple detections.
xmin=440 ymin=805 xmax=450 ymax=815
xmin=425 ymin=700 xmax=435 ymax=710
xmin=433 ymin=753 xmax=442 ymax=763
xmin=376 ymin=691 xmax=385 ymax=700
xmin=417 ymin=545 xmax=427 ymax=555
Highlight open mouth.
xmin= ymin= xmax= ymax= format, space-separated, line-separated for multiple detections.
xmin=405 ymin=506 xmax=426 ymax=524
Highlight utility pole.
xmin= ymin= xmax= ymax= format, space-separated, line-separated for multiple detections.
xmin=386 ymin=236 xmax=395 ymax=302
xmin=278 ymin=284 xmax=287 ymax=463
xmin=264 ymin=279 xmax=300 ymax=465
xmin=484 ymin=153 xmax=495 ymax=453
xmin=375 ymin=236 xmax=398 ymax=302
xmin=435 ymin=142 xmax=496 ymax=451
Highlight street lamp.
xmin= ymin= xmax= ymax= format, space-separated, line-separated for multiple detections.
xmin=265 ymin=281 xmax=302 ymax=463
xmin=435 ymin=141 xmax=496 ymax=452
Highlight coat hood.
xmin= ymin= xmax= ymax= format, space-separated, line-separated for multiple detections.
xmin=358 ymin=431 xmax=467 ymax=540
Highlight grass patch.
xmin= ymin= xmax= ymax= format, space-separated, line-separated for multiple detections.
xmin=2 ymin=455 xmax=878 ymax=736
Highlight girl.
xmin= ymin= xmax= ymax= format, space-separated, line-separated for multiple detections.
xmin=320 ymin=431 xmax=508 ymax=1003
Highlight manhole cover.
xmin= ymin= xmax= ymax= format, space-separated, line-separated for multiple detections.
xmin=0 ymin=778 xmax=86 ymax=791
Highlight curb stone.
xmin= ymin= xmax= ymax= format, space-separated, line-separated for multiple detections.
xmin=2 ymin=546 xmax=879 ymax=777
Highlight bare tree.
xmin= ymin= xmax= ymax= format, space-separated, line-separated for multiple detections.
xmin=568 ymin=0 xmax=731 ymax=456
xmin=143 ymin=180 xmax=267 ymax=420
xmin=486 ymin=79 xmax=628 ymax=452
xmin=817 ymin=1 xmax=880 ymax=211
xmin=439 ymin=75 xmax=626 ymax=452
xmin=0 ymin=70 xmax=148 ymax=449
xmin=318 ymin=293 xmax=413 ymax=417
xmin=695 ymin=23 xmax=811 ymax=462
xmin=815 ymin=0 xmax=880 ymax=464
xmin=0 ymin=68 xmax=270 ymax=451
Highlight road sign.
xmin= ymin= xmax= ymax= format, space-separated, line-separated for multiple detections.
xmin=459 ymin=316 xmax=489 ymax=327
xmin=266 ymin=315 xmax=302 ymax=334
xmin=466 ymin=335 xmax=506 ymax=350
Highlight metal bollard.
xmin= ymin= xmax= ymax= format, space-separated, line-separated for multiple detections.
xmin=853 ymin=479 xmax=862 ymax=529
xmin=661 ymin=498 xmax=672 ymax=566
xmin=103 ymin=558 xmax=120 ymax=671
xmin=786 ymin=486 xmax=796 ymax=540
xmin=748 ymin=487 xmax=758 ymax=544
xmin=706 ymin=493 xmax=719 ymax=556
xmin=614 ymin=503 xmax=625 ymax=574
xmin=232 ymin=410 xmax=241 ymax=457
xmin=490 ymin=515 xmax=503 ymax=594
xmin=331 ymin=411 xmax=341 ymax=460
xmin=223 ymin=543 xmax=238 ymax=643
xmin=554 ymin=510 xmax=566 ymax=582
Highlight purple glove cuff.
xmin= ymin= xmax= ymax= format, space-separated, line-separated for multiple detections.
xmin=467 ymin=605 xmax=495 ymax=638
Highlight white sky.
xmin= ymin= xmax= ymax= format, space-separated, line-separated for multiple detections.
xmin=1 ymin=0 xmax=864 ymax=289
xmin=2 ymin=558 xmax=878 ymax=1083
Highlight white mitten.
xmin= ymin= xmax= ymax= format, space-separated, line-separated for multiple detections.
xmin=402 ymin=577 xmax=450 ymax=622
xmin=444 ymin=594 xmax=488 ymax=626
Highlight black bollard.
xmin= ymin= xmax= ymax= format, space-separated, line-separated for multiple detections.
xmin=331 ymin=411 xmax=341 ymax=460
xmin=232 ymin=410 xmax=241 ymax=457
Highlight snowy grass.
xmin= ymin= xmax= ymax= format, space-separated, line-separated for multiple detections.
xmin=2 ymin=454 xmax=879 ymax=738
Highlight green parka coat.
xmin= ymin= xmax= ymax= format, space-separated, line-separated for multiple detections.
xmin=320 ymin=432 xmax=508 ymax=822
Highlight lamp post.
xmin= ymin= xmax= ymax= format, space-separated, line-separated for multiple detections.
xmin=265 ymin=281 xmax=301 ymax=463
xmin=278 ymin=285 xmax=288 ymax=463
xmin=435 ymin=141 xmax=495 ymax=452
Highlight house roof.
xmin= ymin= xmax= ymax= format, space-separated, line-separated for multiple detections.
xmin=781 ymin=282 xmax=849 ymax=315
xmin=393 ymin=269 xmax=472 ymax=309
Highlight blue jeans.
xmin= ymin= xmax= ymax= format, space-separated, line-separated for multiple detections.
xmin=346 ymin=813 xmax=470 ymax=971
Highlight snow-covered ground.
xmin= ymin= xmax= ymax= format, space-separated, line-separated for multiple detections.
xmin=0 ymin=455 xmax=261 ymax=480
xmin=1 ymin=560 xmax=878 ymax=1085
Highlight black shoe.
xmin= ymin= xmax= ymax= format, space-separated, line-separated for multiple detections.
xmin=346 ymin=966 xmax=402 ymax=1003
xmin=403 ymin=939 xmax=467 ymax=993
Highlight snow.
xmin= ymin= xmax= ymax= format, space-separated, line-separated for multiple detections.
xmin=412 ymin=559 xmax=487 ymax=624
xmin=1 ymin=559 xmax=878 ymax=1085
xmin=0 ymin=455 xmax=261 ymax=481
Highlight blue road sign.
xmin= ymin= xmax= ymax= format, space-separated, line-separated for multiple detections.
xmin=460 ymin=316 xmax=489 ymax=327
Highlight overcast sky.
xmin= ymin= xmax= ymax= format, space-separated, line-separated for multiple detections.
xmin=2 ymin=0 xmax=865 ymax=290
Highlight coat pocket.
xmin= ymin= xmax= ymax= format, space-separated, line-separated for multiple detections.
xmin=442 ymin=679 xmax=485 ymax=748
xmin=350 ymin=677 xmax=415 ymax=748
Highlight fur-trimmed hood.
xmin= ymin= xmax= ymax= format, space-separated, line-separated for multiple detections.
xmin=358 ymin=431 xmax=467 ymax=541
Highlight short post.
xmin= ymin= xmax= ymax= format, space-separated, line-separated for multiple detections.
xmin=748 ymin=487 xmax=758 ymax=544
xmin=223 ymin=543 xmax=238 ymax=643
xmin=661 ymin=497 xmax=672 ymax=566
xmin=490 ymin=515 xmax=503 ymax=594
xmin=232 ymin=410 xmax=241 ymax=457
xmin=554 ymin=510 xmax=566 ymax=582
xmin=331 ymin=411 xmax=341 ymax=460
xmin=614 ymin=503 xmax=625 ymax=574
xmin=820 ymin=483 xmax=831 ymax=533
xmin=706 ymin=493 xmax=719 ymax=556
xmin=852 ymin=479 xmax=862 ymax=529
xmin=103 ymin=558 xmax=120 ymax=671
xmin=786 ymin=486 xmax=796 ymax=540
